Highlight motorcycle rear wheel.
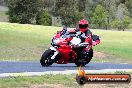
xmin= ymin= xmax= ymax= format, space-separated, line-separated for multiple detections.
xmin=75 ymin=49 xmax=93 ymax=67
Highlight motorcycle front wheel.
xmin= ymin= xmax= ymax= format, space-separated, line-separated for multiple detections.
xmin=40 ymin=49 xmax=55 ymax=67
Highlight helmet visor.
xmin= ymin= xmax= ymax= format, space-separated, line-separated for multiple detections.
xmin=79 ymin=24 xmax=88 ymax=29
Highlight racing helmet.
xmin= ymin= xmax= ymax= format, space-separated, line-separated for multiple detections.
xmin=79 ymin=19 xmax=89 ymax=32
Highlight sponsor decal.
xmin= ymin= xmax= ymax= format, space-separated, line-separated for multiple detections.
xmin=76 ymin=67 xmax=131 ymax=85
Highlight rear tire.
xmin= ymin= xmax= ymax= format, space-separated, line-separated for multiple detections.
xmin=40 ymin=49 xmax=55 ymax=67
xmin=75 ymin=49 xmax=93 ymax=67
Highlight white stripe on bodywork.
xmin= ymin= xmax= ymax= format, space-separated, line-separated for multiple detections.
xmin=49 ymin=47 xmax=59 ymax=60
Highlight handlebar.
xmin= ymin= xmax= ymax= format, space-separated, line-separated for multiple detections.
xmin=78 ymin=43 xmax=89 ymax=47
xmin=71 ymin=43 xmax=89 ymax=50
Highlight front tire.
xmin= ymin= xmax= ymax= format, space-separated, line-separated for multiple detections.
xmin=40 ymin=49 xmax=55 ymax=67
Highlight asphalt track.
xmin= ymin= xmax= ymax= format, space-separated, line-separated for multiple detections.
xmin=0 ymin=61 xmax=132 ymax=77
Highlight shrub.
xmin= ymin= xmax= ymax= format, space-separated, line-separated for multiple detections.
xmin=36 ymin=11 xmax=52 ymax=26
xmin=5 ymin=0 xmax=40 ymax=24
xmin=110 ymin=16 xmax=131 ymax=31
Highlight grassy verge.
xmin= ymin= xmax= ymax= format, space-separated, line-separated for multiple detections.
xmin=0 ymin=11 xmax=8 ymax=22
xmin=0 ymin=22 xmax=132 ymax=62
xmin=0 ymin=22 xmax=60 ymax=60
xmin=0 ymin=74 xmax=76 ymax=88
xmin=92 ymin=29 xmax=132 ymax=62
xmin=0 ymin=73 xmax=131 ymax=88
xmin=0 ymin=11 xmax=6 ymax=16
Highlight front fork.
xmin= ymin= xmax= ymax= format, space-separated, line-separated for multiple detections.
xmin=49 ymin=46 xmax=59 ymax=60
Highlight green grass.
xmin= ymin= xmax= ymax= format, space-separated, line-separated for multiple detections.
xmin=128 ymin=23 xmax=132 ymax=29
xmin=92 ymin=29 xmax=132 ymax=62
xmin=0 ymin=74 xmax=76 ymax=88
xmin=0 ymin=73 xmax=131 ymax=88
xmin=0 ymin=11 xmax=8 ymax=22
xmin=0 ymin=11 xmax=6 ymax=16
xmin=0 ymin=22 xmax=132 ymax=62
xmin=0 ymin=22 xmax=60 ymax=60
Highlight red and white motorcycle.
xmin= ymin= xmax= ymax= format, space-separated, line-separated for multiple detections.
xmin=40 ymin=28 xmax=100 ymax=67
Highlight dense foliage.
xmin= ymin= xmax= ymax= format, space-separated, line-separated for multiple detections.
xmin=5 ymin=0 xmax=40 ymax=24
xmin=36 ymin=11 xmax=52 ymax=26
xmin=4 ymin=0 xmax=132 ymax=30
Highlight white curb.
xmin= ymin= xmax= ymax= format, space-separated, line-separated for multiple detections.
xmin=0 ymin=69 xmax=132 ymax=77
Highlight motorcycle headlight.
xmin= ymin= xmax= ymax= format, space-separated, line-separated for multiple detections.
xmin=53 ymin=39 xmax=60 ymax=44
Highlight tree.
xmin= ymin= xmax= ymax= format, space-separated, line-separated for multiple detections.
xmin=53 ymin=0 xmax=83 ymax=27
xmin=125 ymin=0 xmax=132 ymax=18
xmin=111 ymin=3 xmax=131 ymax=30
xmin=38 ymin=0 xmax=55 ymax=13
xmin=5 ymin=0 xmax=40 ymax=24
xmin=116 ymin=3 xmax=130 ymax=20
xmin=78 ymin=0 xmax=86 ymax=12
xmin=103 ymin=0 xmax=117 ymax=29
xmin=85 ymin=0 xmax=99 ymax=23
xmin=36 ymin=11 xmax=52 ymax=26
xmin=91 ymin=5 xmax=108 ymax=29
xmin=110 ymin=16 xmax=131 ymax=31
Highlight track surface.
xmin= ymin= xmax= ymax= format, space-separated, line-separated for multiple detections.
xmin=0 ymin=61 xmax=132 ymax=73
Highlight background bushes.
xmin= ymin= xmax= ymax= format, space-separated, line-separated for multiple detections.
xmin=36 ymin=11 xmax=52 ymax=26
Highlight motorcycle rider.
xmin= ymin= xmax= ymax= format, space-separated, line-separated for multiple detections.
xmin=74 ymin=19 xmax=100 ymax=59
xmin=52 ymin=19 xmax=100 ymax=48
